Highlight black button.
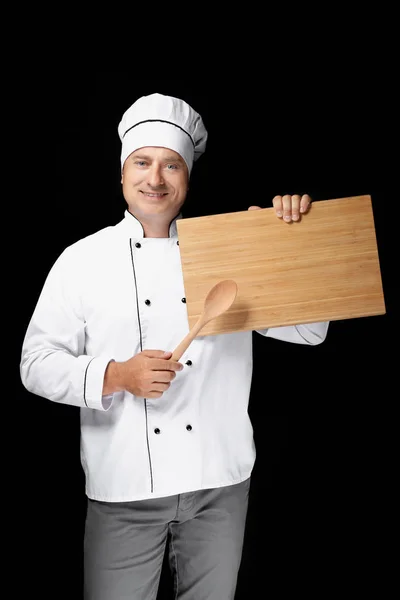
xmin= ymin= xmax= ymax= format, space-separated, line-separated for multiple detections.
xmin=176 ymin=240 xmax=179 ymax=245
xmin=154 ymin=428 xmax=161 ymax=434
xmin=145 ymin=299 xmax=151 ymax=306
xmin=186 ymin=424 xmax=192 ymax=431
xmin=135 ymin=242 xmax=141 ymax=248
xmin=181 ymin=297 xmax=186 ymax=303
xmin=186 ymin=360 xmax=192 ymax=366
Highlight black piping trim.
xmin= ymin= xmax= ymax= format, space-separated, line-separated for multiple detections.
xmin=129 ymin=239 xmax=154 ymax=493
xmin=128 ymin=211 xmax=145 ymax=237
xmin=122 ymin=119 xmax=195 ymax=148
xmin=83 ymin=357 xmax=96 ymax=407
xmin=294 ymin=325 xmax=312 ymax=345
xmin=127 ymin=210 xmax=180 ymax=238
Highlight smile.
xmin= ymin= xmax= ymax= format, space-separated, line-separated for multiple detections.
xmin=140 ymin=192 xmax=168 ymax=198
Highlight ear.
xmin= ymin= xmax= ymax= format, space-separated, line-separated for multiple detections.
xmin=248 ymin=206 xmax=262 ymax=210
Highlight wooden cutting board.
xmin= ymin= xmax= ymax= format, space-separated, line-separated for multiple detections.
xmin=176 ymin=195 xmax=386 ymax=336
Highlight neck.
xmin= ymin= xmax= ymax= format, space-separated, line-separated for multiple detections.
xmin=129 ymin=210 xmax=177 ymax=238
xmin=143 ymin=223 xmax=169 ymax=238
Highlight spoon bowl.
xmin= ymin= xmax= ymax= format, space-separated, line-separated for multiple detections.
xmin=202 ymin=279 xmax=238 ymax=323
xmin=170 ymin=279 xmax=238 ymax=361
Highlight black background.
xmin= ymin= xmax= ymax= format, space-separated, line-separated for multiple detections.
xmin=12 ymin=72 xmax=395 ymax=598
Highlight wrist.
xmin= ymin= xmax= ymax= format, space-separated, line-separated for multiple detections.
xmin=103 ymin=360 xmax=125 ymax=395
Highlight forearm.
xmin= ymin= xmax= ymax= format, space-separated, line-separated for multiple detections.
xmin=21 ymin=348 xmax=115 ymax=410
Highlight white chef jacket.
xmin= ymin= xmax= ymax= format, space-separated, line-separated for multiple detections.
xmin=20 ymin=210 xmax=329 ymax=502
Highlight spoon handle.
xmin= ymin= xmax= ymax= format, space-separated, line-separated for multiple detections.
xmin=171 ymin=319 xmax=205 ymax=362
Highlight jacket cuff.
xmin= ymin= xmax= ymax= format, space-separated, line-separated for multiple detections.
xmin=83 ymin=357 xmax=115 ymax=411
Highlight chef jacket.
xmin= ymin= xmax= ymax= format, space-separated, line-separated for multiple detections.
xmin=20 ymin=210 xmax=330 ymax=502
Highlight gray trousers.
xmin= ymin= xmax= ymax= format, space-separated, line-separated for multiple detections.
xmin=83 ymin=477 xmax=250 ymax=600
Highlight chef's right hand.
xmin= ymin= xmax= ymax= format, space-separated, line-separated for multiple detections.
xmin=103 ymin=350 xmax=183 ymax=398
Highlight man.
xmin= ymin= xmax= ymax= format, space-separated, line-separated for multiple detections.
xmin=20 ymin=92 xmax=329 ymax=599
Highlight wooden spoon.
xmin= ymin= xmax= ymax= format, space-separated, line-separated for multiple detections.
xmin=171 ymin=279 xmax=238 ymax=361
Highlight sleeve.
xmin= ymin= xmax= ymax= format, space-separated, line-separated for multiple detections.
xmin=255 ymin=321 xmax=330 ymax=345
xmin=20 ymin=248 xmax=115 ymax=411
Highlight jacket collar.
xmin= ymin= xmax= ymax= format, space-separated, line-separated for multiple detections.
xmin=122 ymin=209 xmax=182 ymax=239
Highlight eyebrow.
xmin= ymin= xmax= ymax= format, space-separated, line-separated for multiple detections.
xmin=132 ymin=153 xmax=184 ymax=164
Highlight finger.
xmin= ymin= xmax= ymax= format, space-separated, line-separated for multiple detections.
xmin=248 ymin=206 xmax=262 ymax=210
xmin=291 ymin=194 xmax=301 ymax=221
xmin=282 ymin=195 xmax=292 ymax=221
xmin=300 ymin=194 xmax=312 ymax=213
xmin=151 ymin=359 xmax=183 ymax=372
xmin=146 ymin=391 xmax=163 ymax=399
xmin=142 ymin=349 xmax=172 ymax=359
xmin=152 ymin=370 xmax=177 ymax=382
xmin=151 ymin=382 xmax=171 ymax=392
xmin=272 ymin=196 xmax=283 ymax=217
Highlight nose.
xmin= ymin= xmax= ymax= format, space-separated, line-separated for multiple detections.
xmin=147 ymin=164 xmax=165 ymax=188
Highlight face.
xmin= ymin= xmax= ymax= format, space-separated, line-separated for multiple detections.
xmin=121 ymin=146 xmax=189 ymax=223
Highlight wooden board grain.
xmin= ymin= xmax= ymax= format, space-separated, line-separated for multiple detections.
xmin=176 ymin=195 xmax=386 ymax=336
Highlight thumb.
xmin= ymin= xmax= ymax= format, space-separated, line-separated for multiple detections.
xmin=142 ymin=349 xmax=172 ymax=359
xmin=248 ymin=205 xmax=262 ymax=210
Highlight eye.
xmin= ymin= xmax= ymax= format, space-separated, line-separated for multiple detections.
xmin=135 ymin=160 xmax=147 ymax=167
xmin=166 ymin=163 xmax=178 ymax=170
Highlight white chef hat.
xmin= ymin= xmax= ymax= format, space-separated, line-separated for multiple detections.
xmin=117 ymin=93 xmax=208 ymax=174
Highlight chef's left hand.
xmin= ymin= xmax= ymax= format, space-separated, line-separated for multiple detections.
xmin=248 ymin=194 xmax=312 ymax=222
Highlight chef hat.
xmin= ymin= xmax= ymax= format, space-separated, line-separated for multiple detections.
xmin=118 ymin=93 xmax=208 ymax=174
